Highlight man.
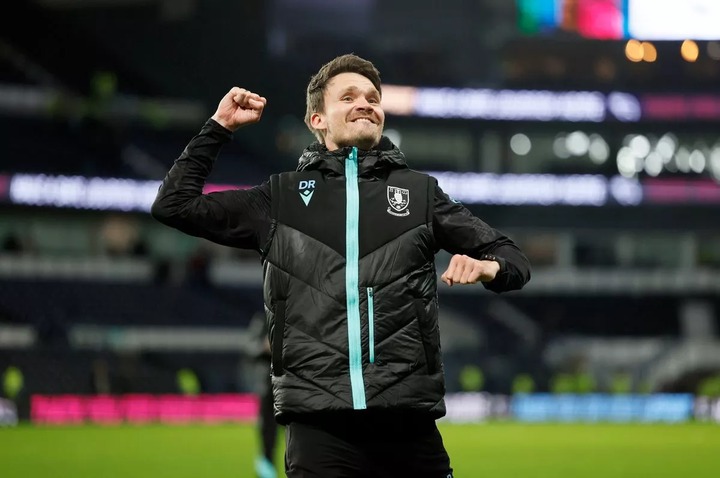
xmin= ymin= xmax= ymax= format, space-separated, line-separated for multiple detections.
xmin=152 ymin=54 xmax=531 ymax=477
xmin=246 ymin=311 xmax=280 ymax=478
xmin=255 ymin=335 xmax=279 ymax=478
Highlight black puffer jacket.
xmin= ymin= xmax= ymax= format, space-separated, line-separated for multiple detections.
xmin=265 ymin=140 xmax=445 ymax=423
xmin=151 ymin=120 xmax=531 ymax=424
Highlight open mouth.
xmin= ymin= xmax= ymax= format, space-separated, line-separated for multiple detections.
xmin=351 ymin=118 xmax=375 ymax=124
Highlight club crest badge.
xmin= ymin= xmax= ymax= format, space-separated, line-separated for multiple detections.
xmin=387 ymin=186 xmax=410 ymax=217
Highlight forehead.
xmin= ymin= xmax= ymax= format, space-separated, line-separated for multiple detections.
xmin=326 ymin=72 xmax=379 ymax=95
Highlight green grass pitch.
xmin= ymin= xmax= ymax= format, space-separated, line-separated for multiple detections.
xmin=2 ymin=422 xmax=719 ymax=477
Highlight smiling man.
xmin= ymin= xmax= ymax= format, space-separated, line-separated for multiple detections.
xmin=152 ymin=54 xmax=531 ymax=478
xmin=306 ymin=70 xmax=385 ymax=151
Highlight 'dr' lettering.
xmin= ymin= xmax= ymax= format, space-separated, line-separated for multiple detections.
xmin=299 ymin=180 xmax=315 ymax=190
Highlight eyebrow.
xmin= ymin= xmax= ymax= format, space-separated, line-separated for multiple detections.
xmin=339 ymin=85 xmax=380 ymax=97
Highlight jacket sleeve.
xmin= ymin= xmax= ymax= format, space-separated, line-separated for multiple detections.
xmin=432 ymin=180 xmax=531 ymax=293
xmin=150 ymin=119 xmax=271 ymax=253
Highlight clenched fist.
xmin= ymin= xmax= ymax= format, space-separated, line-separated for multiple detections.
xmin=440 ymin=254 xmax=500 ymax=286
xmin=211 ymin=87 xmax=267 ymax=132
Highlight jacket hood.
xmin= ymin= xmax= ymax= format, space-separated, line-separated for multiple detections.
xmin=296 ymin=136 xmax=407 ymax=176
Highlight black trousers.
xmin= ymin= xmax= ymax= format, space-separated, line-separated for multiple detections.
xmin=284 ymin=412 xmax=453 ymax=478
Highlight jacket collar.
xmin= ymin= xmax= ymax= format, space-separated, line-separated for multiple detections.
xmin=296 ymin=136 xmax=407 ymax=176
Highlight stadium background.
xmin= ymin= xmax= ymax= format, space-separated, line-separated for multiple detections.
xmin=1 ymin=0 xmax=719 ymax=476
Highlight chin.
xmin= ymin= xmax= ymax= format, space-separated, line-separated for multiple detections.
xmin=350 ymin=134 xmax=381 ymax=151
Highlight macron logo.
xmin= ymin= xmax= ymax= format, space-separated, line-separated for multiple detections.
xmin=299 ymin=180 xmax=315 ymax=206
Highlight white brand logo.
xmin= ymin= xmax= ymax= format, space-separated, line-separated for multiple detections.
xmin=299 ymin=180 xmax=315 ymax=206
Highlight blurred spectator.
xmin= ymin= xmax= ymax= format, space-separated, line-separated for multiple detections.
xmin=91 ymin=358 xmax=112 ymax=395
xmin=2 ymin=366 xmax=24 ymax=401
xmin=2 ymin=366 xmax=24 ymax=423
xmin=153 ymin=258 xmax=172 ymax=285
xmin=512 ymin=374 xmax=536 ymax=395
xmin=610 ymin=372 xmax=632 ymax=394
xmin=246 ymin=312 xmax=279 ymax=478
xmin=115 ymin=353 xmax=141 ymax=394
xmin=1 ymin=233 xmax=23 ymax=253
xmin=176 ymin=368 xmax=201 ymax=395
xmin=459 ymin=365 xmax=485 ymax=392
xmin=698 ymin=375 xmax=720 ymax=397
xmin=186 ymin=246 xmax=211 ymax=288
xmin=99 ymin=215 xmax=142 ymax=257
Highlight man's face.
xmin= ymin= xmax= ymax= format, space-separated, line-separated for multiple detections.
xmin=311 ymin=72 xmax=385 ymax=151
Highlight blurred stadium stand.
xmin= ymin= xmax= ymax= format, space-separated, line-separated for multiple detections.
xmin=1 ymin=0 xmax=720 ymax=421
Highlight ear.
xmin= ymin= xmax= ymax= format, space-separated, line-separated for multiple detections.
xmin=310 ymin=112 xmax=326 ymax=131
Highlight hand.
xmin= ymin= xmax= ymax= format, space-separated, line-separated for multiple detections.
xmin=211 ymin=87 xmax=267 ymax=132
xmin=440 ymin=254 xmax=500 ymax=286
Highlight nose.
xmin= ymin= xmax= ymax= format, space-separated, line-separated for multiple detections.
xmin=354 ymin=97 xmax=373 ymax=110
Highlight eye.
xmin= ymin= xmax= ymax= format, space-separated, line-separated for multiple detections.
xmin=368 ymin=97 xmax=379 ymax=104
xmin=341 ymin=96 xmax=353 ymax=102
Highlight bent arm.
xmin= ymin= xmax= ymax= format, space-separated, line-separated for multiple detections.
xmin=433 ymin=182 xmax=531 ymax=293
xmin=151 ymin=119 xmax=271 ymax=252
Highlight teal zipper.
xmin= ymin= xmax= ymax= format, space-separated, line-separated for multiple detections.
xmin=345 ymin=147 xmax=366 ymax=409
xmin=367 ymin=287 xmax=375 ymax=364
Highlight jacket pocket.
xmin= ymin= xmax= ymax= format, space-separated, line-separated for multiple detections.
xmin=271 ymin=300 xmax=286 ymax=376
xmin=367 ymin=287 xmax=375 ymax=364
xmin=414 ymin=299 xmax=436 ymax=374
